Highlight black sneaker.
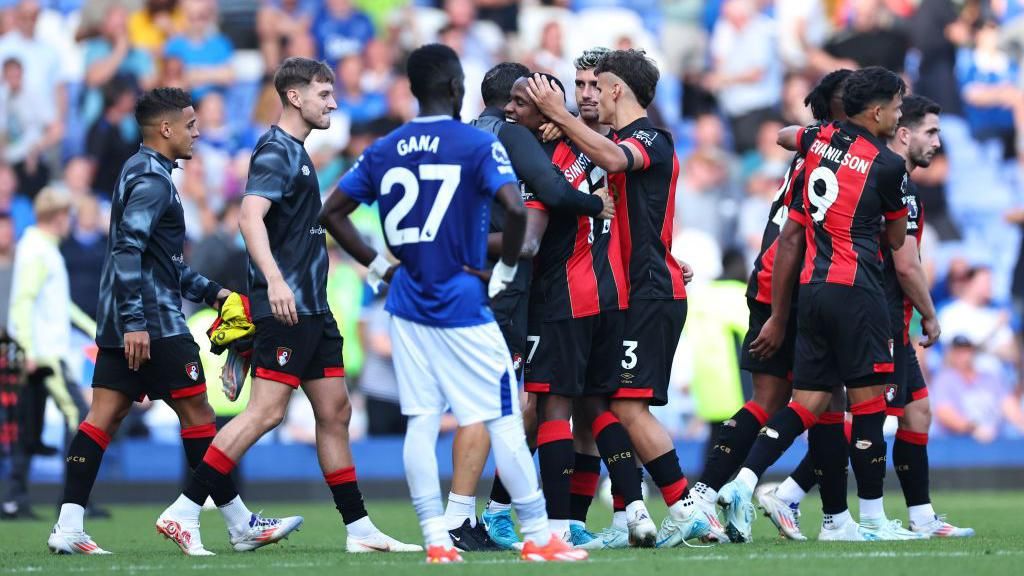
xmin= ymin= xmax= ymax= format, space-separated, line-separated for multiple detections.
xmin=448 ymin=518 xmax=503 ymax=552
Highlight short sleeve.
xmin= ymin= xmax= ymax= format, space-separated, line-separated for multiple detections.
xmin=475 ymin=137 xmax=518 ymax=197
xmin=338 ymin=148 xmax=376 ymax=205
xmin=244 ymin=142 xmax=290 ymax=203
xmin=796 ymin=125 xmax=820 ymax=157
xmin=786 ymin=159 xmax=808 ymax=227
xmin=877 ymin=159 xmax=909 ymax=221
xmin=618 ymin=127 xmax=672 ymax=171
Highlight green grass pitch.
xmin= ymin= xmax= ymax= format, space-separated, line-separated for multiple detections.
xmin=1 ymin=490 xmax=1020 ymax=575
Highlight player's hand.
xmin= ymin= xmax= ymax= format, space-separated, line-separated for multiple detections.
xmin=539 ymin=121 xmax=564 ymax=142
xmin=213 ymin=289 xmax=231 ymax=310
xmin=749 ymin=315 xmax=785 ymax=360
xmin=919 ymin=315 xmax=941 ymax=348
xmin=23 ymin=358 xmax=37 ymax=376
xmin=525 ymin=73 xmax=568 ymax=121
xmin=680 ymin=259 xmax=694 ymax=284
xmin=593 ymin=187 xmax=615 ymax=219
xmin=124 ymin=331 xmax=151 ymax=371
xmin=487 ymin=260 xmax=519 ymax=299
xmin=268 ymin=276 xmax=298 ymax=326
xmin=367 ymin=254 xmax=395 ymax=295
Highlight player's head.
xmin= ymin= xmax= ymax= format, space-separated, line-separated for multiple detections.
xmin=574 ymin=47 xmax=610 ymax=124
xmin=895 ymin=94 xmax=942 ymax=168
xmin=593 ymin=49 xmax=659 ymax=125
xmin=274 ymin=57 xmax=336 ymax=130
xmin=842 ymin=66 xmax=905 ymax=138
xmin=135 ymin=87 xmax=198 ymax=160
xmin=805 ymin=68 xmax=852 ymax=122
xmin=32 ymin=187 xmax=72 ymax=238
xmin=506 ymin=74 xmax=563 ymax=133
xmin=481 ymin=62 xmax=530 ymax=108
xmin=407 ymin=43 xmax=465 ymax=120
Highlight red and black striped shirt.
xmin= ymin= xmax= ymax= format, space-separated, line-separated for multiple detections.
xmin=883 ymin=179 xmax=925 ymax=343
xmin=526 ymin=139 xmax=629 ymax=320
xmin=746 ymin=153 xmax=806 ymax=304
xmin=612 ymin=117 xmax=687 ymax=302
xmin=790 ymin=121 xmax=908 ymax=292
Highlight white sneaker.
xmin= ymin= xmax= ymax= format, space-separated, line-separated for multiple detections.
xmin=48 ymin=525 xmax=112 ymax=555
xmin=717 ymin=480 xmax=755 ymax=543
xmin=655 ymin=500 xmax=711 ymax=548
xmin=911 ymin=515 xmax=975 ymax=538
xmin=156 ymin=511 xmax=215 ymax=556
xmin=694 ymin=494 xmax=730 ymax=543
xmin=230 ymin=512 xmax=304 ymax=551
xmin=347 ymin=530 xmax=424 ymax=553
xmin=818 ymin=515 xmax=865 ymax=541
xmin=577 ymin=525 xmax=628 ymax=549
xmin=756 ymin=486 xmax=807 ymax=541
xmin=626 ymin=504 xmax=657 ymax=548
xmin=859 ymin=517 xmax=927 ymax=541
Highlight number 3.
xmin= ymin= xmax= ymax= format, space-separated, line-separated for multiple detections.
xmin=621 ymin=340 xmax=638 ymax=370
xmin=381 ymin=164 xmax=461 ymax=246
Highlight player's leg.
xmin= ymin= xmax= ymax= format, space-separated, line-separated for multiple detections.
xmin=444 ymin=423 xmax=502 ymax=551
xmin=568 ymin=400 xmax=601 ymax=544
xmin=483 ymin=391 xmax=532 ymax=550
xmin=810 ymin=389 xmax=858 ymax=540
xmin=536 ymin=393 xmax=577 ymax=540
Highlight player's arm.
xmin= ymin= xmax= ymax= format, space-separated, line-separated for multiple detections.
xmin=178 ymin=262 xmax=229 ymax=308
xmin=487 ymin=207 xmax=548 ymax=259
xmin=320 ymin=189 xmax=380 ymax=268
xmin=240 ymin=195 xmax=297 ymax=325
xmin=892 ymin=236 xmax=941 ymax=347
xmin=8 ymin=253 xmax=46 ymax=370
xmin=749 ymin=217 xmax=806 ymax=360
xmin=69 ymin=302 xmax=97 ymax=340
xmin=880 ymin=160 xmax=910 ymax=250
xmin=499 ymin=123 xmax=605 ymax=217
xmin=496 ymin=183 xmax=526 ymax=268
xmin=777 ymin=125 xmax=800 ymax=151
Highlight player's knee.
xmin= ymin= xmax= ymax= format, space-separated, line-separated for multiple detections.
xmin=313 ymin=395 xmax=352 ymax=429
xmin=251 ymin=403 xmax=287 ymax=431
xmin=609 ymin=399 xmax=644 ymax=426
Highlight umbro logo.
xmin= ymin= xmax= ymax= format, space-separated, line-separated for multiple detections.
xmin=301 ymin=165 xmax=310 ymax=176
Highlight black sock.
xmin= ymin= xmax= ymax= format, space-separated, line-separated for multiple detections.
xmin=893 ymin=429 xmax=931 ymax=507
xmin=743 ymin=403 xmax=816 ymax=477
xmin=537 ymin=420 xmax=574 ymax=520
xmin=488 ymin=473 xmax=512 ymax=506
xmin=180 ymin=425 xmax=240 ymax=505
xmin=325 ymin=467 xmax=368 ymax=525
xmin=849 ymin=396 xmax=887 ymax=500
xmin=569 ymin=453 xmax=601 ymax=523
xmin=644 ymin=450 xmax=689 ymax=506
xmin=789 ymin=453 xmax=818 ymax=493
xmin=700 ymin=402 xmax=769 ymax=491
xmin=183 ymin=446 xmax=236 ymax=506
xmin=61 ymin=423 xmax=109 ymax=507
xmin=810 ymin=413 xmax=849 ymax=514
xmin=592 ymin=412 xmax=643 ymax=505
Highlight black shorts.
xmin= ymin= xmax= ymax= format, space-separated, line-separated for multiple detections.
xmin=524 ymin=310 xmax=625 ymax=398
xmin=886 ymin=339 xmax=928 ymax=416
xmin=93 ymin=335 xmax=206 ymax=402
xmin=252 ymin=314 xmax=344 ymax=388
xmin=612 ymin=299 xmax=687 ymax=407
xmin=493 ymin=289 xmax=529 ymax=381
xmin=792 ymin=284 xmax=894 ymax=392
xmin=739 ymin=298 xmax=798 ymax=379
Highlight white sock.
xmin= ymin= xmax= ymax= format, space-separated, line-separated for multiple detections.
xmin=692 ymin=481 xmax=718 ymax=505
xmin=346 ymin=515 xmax=377 ymax=539
xmin=774 ymin=477 xmax=807 ymax=506
xmin=668 ymin=496 xmax=696 ymax=520
xmin=444 ymin=492 xmax=476 ymax=530
xmin=218 ymin=496 xmax=253 ymax=536
xmin=486 ymin=416 xmax=551 ymax=546
xmin=823 ymin=508 xmax=852 ymax=529
xmin=612 ymin=511 xmax=627 ymax=531
xmin=735 ymin=468 xmax=758 ymax=493
xmin=420 ymin=515 xmax=453 ymax=548
xmin=57 ymin=503 xmax=85 ymax=531
xmin=486 ymin=500 xmax=512 ymax=514
xmin=908 ymin=503 xmax=936 ymax=527
xmin=859 ymin=497 xmax=885 ymax=521
xmin=514 ymin=489 xmax=551 ymax=546
xmin=625 ymin=500 xmax=648 ymax=520
xmin=403 ymin=414 xmax=443 ymax=524
xmin=167 ymin=493 xmax=202 ymax=520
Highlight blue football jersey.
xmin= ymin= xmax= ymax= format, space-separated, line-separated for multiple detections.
xmin=339 ymin=116 xmax=518 ymax=327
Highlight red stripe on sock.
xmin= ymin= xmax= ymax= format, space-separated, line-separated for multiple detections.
xmin=612 ymin=494 xmax=625 ymax=510
xmin=569 ymin=471 xmax=600 ymax=497
xmin=325 ymin=466 xmax=357 ymax=486
xmin=202 ymin=445 xmax=236 ymax=475
xmin=255 ymin=367 xmax=301 ymax=388
xmin=817 ymin=411 xmax=845 ymax=425
xmin=896 ymin=429 xmax=929 ymax=446
xmin=660 ymin=477 xmax=688 ymax=506
xmin=910 ymin=388 xmax=929 ymax=402
xmin=744 ymin=401 xmax=769 ymax=426
xmin=850 ymin=395 xmax=886 ymax=415
xmin=324 ymin=367 xmax=345 ymax=378
xmin=788 ymin=401 xmax=817 ymax=429
xmin=591 ymin=411 xmax=620 ymax=437
xmin=537 ymin=420 xmax=573 ymax=446
xmin=180 ymin=423 xmax=217 ymax=439
xmin=170 ymin=383 xmax=207 ymax=399
xmin=79 ymin=422 xmax=111 ymax=450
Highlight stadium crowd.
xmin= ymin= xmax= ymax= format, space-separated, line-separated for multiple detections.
xmin=3 ymin=0 xmax=1024 ymax=469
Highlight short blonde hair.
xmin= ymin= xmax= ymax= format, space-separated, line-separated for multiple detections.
xmin=33 ymin=187 xmax=72 ymax=221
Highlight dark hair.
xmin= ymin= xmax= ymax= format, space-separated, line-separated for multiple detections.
xmin=538 ymin=72 xmax=566 ymax=102
xmin=273 ymin=57 xmax=335 ymax=103
xmin=841 ymin=66 xmax=906 ymax=118
xmin=481 ymin=62 xmax=530 ymax=107
xmin=2 ymin=57 xmax=21 ymax=70
xmin=134 ymin=86 xmax=189 ymax=126
xmin=804 ymin=68 xmax=852 ymax=121
xmin=407 ymin=43 xmax=463 ymax=102
xmin=898 ymin=94 xmax=941 ymax=129
xmin=594 ymin=49 xmax=659 ymax=109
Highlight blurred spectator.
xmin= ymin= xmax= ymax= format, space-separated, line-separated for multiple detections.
xmin=358 ymin=293 xmax=405 ymax=436
xmin=439 ymin=22 xmax=486 ymax=119
xmin=195 ymin=91 xmax=245 ymax=202
xmin=336 ymin=53 xmax=387 ymax=124
xmin=256 ymin=0 xmax=316 ymax=71
xmin=0 ymin=212 xmax=12 ymax=330
xmin=81 ymin=3 xmax=156 ymax=129
xmin=677 ymin=149 xmax=735 ymax=249
xmin=938 ymin=266 xmax=1018 ymax=373
xmin=189 ymin=199 xmax=248 ymax=294
xmin=385 ymin=77 xmax=416 ymax=124
xmin=0 ymin=57 xmax=59 ymax=198
xmin=956 ymin=19 xmax=1023 ymax=159
xmin=0 ymin=163 xmax=32 ymax=238
xmin=85 ymin=79 xmax=140 ymax=198
xmin=61 ymin=194 xmax=106 ymax=320
xmin=0 ymin=1 xmax=63 ymax=121
xmin=164 ymin=0 xmax=235 ymax=101
xmin=313 ymin=0 xmax=375 ymax=69
xmin=825 ymin=0 xmax=909 ymax=72
xmin=776 ymin=0 xmax=835 ymax=75
xmin=932 ymin=335 xmax=1024 ymax=440
xmin=530 ymin=20 xmax=574 ymax=103
xmin=361 ymin=39 xmax=395 ymax=94
xmin=707 ymin=0 xmax=782 ymax=153
xmin=442 ymin=0 xmax=502 ymax=63
xmin=661 ymin=0 xmax=711 ymax=117
xmin=909 ymin=0 xmax=969 ymax=116
xmin=779 ymin=73 xmax=814 ymax=127
xmin=155 ymin=55 xmax=189 ymax=90
xmin=52 ymin=156 xmax=100 ymax=206
xmin=128 ymin=0 xmax=186 ymax=56
xmin=913 ymin=147 xmax=960 ymax=241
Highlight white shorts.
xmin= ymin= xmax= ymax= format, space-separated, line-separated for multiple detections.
xmin=389 ymin=316 xmax=519 ymax=426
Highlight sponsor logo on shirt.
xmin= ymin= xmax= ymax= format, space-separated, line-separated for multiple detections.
xmin=310 ymin=225 xmax=327 ymax=235
xmin=301 ymin=165 xmax=310 ymax=176
xmin=172 ymin=254 xmax=185 ymax=264
xmin=632 ymin=129 xmax=657 ymax=147
xmin=492 ymin=142 xmax=514 ymax=175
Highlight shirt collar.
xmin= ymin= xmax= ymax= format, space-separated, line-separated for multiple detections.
xmin=480 ymin=106 xmax=505 ymax=120
xmin=139 ymin=146 xmax=180 ymax=171
xmin=411 ymin=115 xmax=454 ymax=123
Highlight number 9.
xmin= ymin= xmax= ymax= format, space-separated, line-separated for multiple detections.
xmin=806 ymin=166 xmax=839 ymax=223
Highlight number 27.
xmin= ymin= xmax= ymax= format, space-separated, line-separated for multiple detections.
xmin=381 ymin=164 xmax=461 ymax=246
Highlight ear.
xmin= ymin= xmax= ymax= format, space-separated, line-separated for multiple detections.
xmin=448 ymin=77 xmax=459 ymax=98
xmin=287 ymin=88 xmax=302 ymax=109
xmin=161 ymin=119 xmax=173 ymax=139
